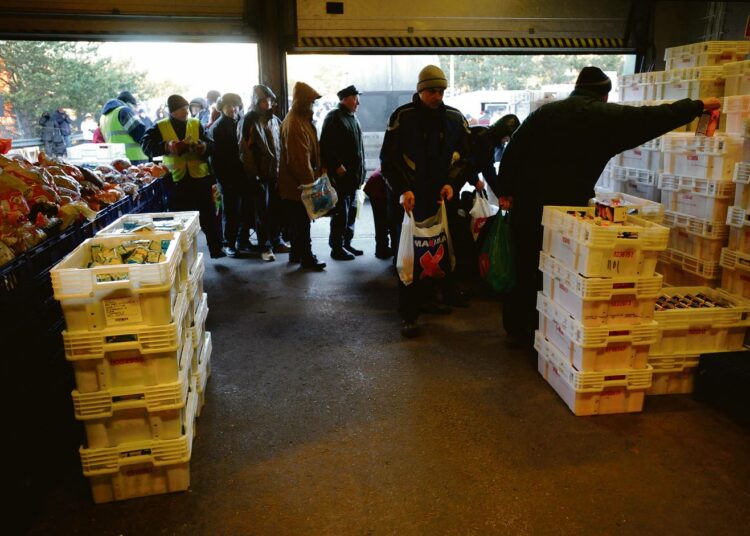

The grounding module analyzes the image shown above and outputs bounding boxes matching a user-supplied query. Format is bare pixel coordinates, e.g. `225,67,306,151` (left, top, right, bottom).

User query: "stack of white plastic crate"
534,206,671,415
50,211,210,503
98,212,212,419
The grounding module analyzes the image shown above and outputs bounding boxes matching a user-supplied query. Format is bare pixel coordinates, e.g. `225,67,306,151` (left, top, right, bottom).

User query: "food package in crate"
658,174,734,221
72,331,194,449
650,286,750,356
657,248,721,285
663,210,728,261
592,188,664,223
542,206,669,278
51,231,183,332
646,354,700,395
79,384,197,503
64,288,190,393
723,60,750,98
731,163,750,210
537,292,657,371
98,211,200,284
539,251,662,326
535,331,653,416
661,134,746,182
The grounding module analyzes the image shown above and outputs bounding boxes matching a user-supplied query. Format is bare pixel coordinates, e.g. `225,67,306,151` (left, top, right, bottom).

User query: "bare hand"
476,179,485,191
499,196,512,210
336,165,346,176
701,97,721,111
167,141,181,155
439,184,454,203
193,142,206,155
400,191,415,214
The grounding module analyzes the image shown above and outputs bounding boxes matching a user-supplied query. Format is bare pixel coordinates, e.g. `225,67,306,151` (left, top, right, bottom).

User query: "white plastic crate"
658,175,734,221
661,134,746,181
51,232,183,332
189,293,208,370
726,205,750,254
720,247,750,299
650,286,750,356
618,73,648,101
72,332,193,449
535,332,653,416
723,95,750,137
653,66,725,101
609,165,661,202
664,41,750,70
64,289,190,393
542,206,669,277
731,163,750,209
194,332,212,418
657,248,721,283
663,210,728,262
65,143,127,165
592,188,665,223
595,166,613,191
188,254,205,317
80,388,196,504
98,212,200,284
615,146,662,172
723,60,750,97
537,292,656,371
540,251,661,327
646,355,700,395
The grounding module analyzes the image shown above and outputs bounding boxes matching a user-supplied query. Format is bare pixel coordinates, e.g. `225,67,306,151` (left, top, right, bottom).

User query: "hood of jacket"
102,99,127,115
290,82,321,116
251,85,277,112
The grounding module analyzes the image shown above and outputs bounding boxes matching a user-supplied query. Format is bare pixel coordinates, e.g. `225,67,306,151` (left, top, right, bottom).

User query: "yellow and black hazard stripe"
298,36,625,49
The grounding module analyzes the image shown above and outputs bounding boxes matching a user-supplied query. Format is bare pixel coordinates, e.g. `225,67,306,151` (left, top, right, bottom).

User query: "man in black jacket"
321,85,367,261
208,93,248,258
497,66,722,347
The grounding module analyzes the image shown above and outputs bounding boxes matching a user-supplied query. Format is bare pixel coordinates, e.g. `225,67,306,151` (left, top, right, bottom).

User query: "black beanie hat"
117,91,137,106
575,66,612,95
167,94,190,113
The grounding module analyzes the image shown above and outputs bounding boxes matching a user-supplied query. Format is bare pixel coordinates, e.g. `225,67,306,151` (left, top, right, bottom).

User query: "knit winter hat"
574,66,612,95
167,94,190,112
117,91,137,106
417,65,448,92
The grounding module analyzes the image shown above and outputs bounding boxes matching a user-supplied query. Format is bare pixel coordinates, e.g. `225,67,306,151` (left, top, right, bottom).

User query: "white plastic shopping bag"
396,202,455,286
355,187,366,220
299,174,338,220
469,189,499,241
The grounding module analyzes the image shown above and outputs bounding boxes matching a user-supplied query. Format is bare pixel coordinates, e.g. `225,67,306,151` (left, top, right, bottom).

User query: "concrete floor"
24,209,750,535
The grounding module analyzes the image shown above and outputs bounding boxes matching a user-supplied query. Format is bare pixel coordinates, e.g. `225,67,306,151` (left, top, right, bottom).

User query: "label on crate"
103,296,143,326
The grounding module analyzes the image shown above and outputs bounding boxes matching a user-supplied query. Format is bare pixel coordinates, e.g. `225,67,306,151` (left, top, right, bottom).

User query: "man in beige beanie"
380,64,471,337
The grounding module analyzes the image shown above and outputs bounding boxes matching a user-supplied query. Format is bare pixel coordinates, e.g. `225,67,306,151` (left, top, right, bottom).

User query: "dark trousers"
170,175,223,256
502,206,544,340
329,190,357,250
255,183,284,249
217,182,252,248
283,199,313,261
370,197,391,251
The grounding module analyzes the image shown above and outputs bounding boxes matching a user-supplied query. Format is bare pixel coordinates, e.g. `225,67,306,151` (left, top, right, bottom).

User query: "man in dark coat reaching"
497,66,722,347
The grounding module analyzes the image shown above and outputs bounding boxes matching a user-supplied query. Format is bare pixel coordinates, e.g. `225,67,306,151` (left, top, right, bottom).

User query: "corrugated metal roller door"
0,1,253,40
295,0,631,52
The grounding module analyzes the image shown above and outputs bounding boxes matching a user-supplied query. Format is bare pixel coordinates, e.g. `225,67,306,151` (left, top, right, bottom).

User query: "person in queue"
141,94,224,259
380,64,472,338
278,82,327,271
497,66,722,348
320,85,367,261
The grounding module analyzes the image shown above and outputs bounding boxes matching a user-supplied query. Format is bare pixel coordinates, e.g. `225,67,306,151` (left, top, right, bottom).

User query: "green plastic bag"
478,211,516,293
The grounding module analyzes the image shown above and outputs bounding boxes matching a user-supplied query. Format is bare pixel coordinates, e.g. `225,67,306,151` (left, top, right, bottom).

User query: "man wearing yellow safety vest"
141,94,225,259
99,91,149,164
